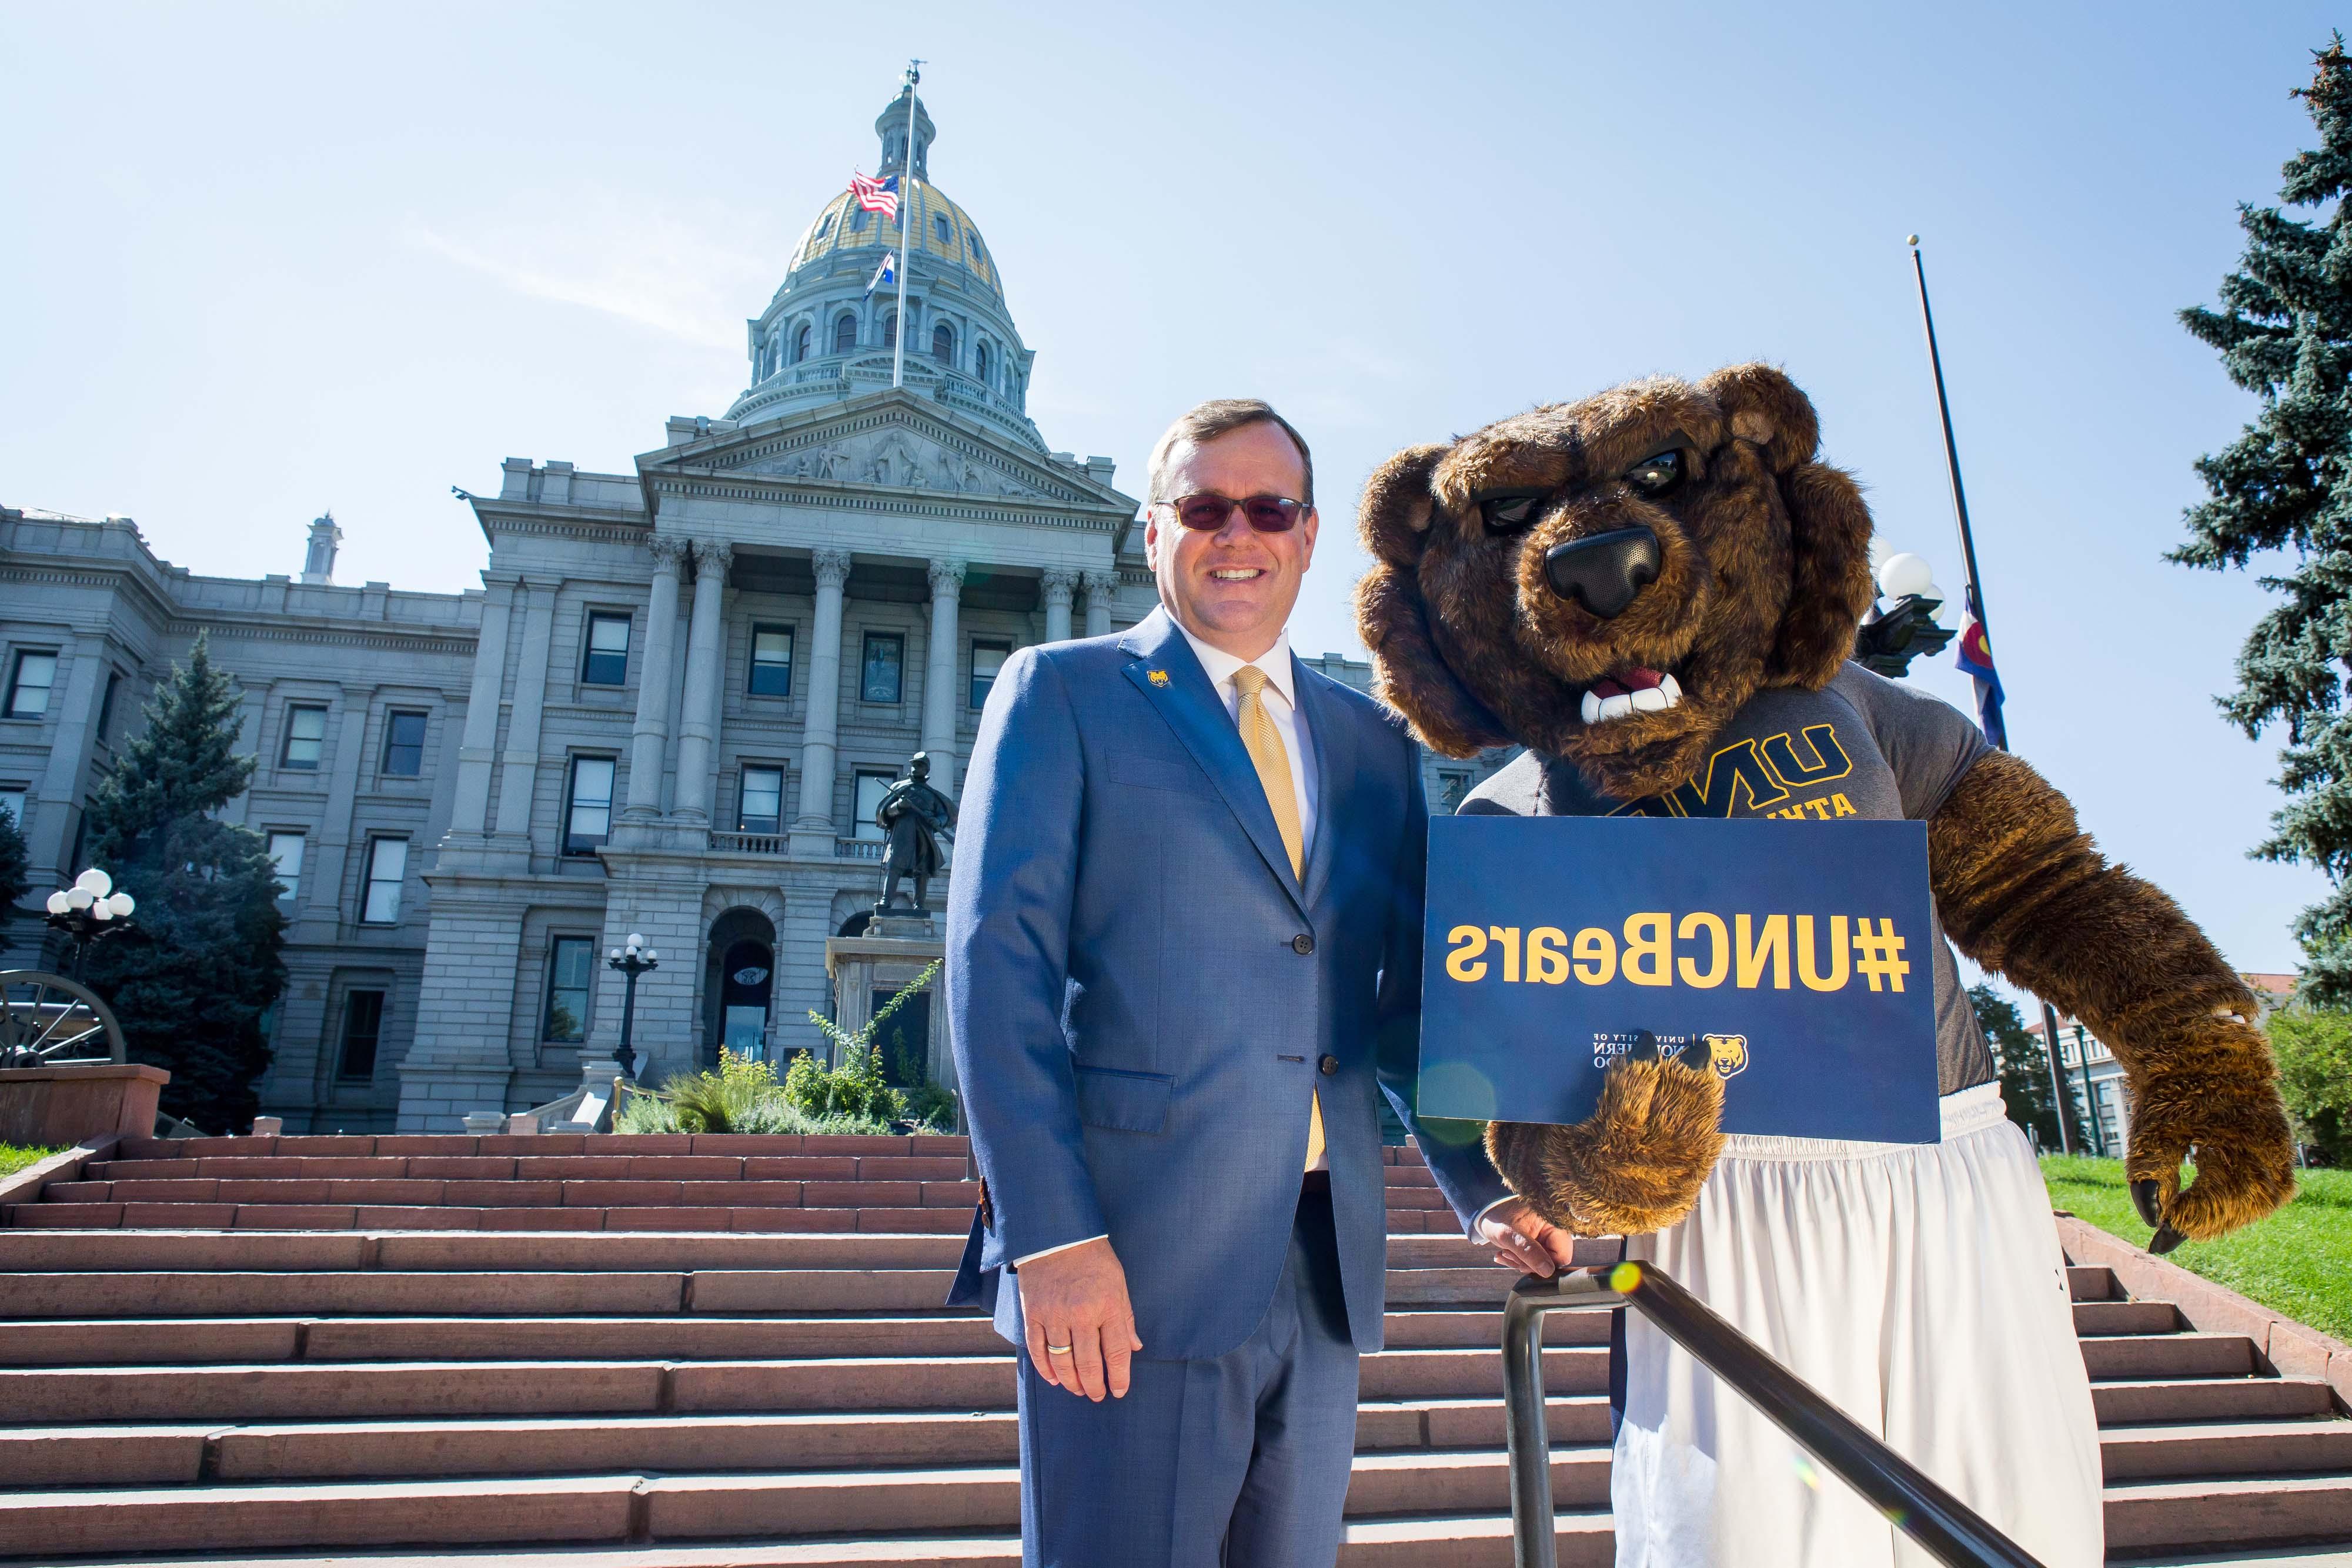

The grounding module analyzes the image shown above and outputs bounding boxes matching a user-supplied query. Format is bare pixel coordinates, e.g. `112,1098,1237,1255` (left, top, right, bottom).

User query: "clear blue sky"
3,1,2340,977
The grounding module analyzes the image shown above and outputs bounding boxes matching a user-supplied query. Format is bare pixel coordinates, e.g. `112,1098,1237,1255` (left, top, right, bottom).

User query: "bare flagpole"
891,59,923,390
1907,233,2079,1156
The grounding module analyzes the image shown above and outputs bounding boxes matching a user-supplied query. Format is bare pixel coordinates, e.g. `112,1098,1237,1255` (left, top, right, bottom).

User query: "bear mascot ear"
1353,442,1514,757
1700,363,1876,691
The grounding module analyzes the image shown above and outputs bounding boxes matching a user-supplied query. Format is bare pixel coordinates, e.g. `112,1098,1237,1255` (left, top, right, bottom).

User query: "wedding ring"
1045,1342,1073,1355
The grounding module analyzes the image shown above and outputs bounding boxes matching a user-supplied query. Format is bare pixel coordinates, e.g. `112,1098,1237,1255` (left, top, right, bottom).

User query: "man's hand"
1016,1236,1144,1401
1476,1198,1582,1278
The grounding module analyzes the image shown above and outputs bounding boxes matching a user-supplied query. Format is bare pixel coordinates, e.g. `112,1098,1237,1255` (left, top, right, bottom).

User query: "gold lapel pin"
1147,668,1171,687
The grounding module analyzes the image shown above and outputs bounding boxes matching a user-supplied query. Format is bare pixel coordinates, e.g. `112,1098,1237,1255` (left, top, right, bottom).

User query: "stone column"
447,575,518,837
672,540,732,827
299,694,375,943
790,548,853,856
1040,567,1078,644
623,535,690,824
920,559,966,797
1083,570,1117,638
492,581,557,841
27,640,105,879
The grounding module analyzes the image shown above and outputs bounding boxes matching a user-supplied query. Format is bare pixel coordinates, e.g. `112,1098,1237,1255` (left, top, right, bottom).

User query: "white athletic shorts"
1612,1083,2104,1568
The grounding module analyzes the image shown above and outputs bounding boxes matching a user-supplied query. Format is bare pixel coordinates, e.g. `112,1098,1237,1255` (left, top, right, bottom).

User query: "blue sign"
1418,815,1942,1144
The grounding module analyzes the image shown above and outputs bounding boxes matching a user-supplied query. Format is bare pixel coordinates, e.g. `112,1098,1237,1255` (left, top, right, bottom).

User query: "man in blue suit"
947,400,1581,1566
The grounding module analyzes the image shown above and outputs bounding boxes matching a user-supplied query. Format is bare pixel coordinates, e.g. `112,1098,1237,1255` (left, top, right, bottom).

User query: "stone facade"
0,89,1511,1132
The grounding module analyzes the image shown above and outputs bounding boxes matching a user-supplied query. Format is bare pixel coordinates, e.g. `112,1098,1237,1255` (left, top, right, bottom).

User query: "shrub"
798,959,957,1131
2271,1006,2352,1166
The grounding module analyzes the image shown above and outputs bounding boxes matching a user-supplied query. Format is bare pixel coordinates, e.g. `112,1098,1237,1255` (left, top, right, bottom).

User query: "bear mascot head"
1355,365,2297,1250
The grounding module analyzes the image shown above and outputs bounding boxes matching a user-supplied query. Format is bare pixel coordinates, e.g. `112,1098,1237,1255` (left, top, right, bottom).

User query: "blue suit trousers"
1015,1188,1359,1568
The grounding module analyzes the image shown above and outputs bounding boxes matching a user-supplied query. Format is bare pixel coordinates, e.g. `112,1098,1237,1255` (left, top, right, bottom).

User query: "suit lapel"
1294,658,1348,911
1120,609,1309,918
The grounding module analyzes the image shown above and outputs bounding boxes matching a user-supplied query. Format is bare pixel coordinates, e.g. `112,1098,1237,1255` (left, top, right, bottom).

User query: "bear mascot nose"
1544,526,1662,619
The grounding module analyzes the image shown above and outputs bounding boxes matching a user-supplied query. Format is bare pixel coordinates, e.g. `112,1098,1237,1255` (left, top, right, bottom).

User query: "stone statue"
876,751,957,914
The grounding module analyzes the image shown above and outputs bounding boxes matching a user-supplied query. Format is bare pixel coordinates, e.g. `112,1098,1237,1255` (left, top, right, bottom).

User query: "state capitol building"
0,90,1503,1132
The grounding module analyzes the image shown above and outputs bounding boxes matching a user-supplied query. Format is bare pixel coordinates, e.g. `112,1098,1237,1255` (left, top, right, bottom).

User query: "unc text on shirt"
1442,914,1912,993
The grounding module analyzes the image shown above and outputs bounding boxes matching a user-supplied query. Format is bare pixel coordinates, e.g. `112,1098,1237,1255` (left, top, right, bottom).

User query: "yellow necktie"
1232,666,1323,1171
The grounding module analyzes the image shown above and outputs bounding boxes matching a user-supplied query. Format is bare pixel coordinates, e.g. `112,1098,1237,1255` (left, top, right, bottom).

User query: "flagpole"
891,60,922,390
1907,233,2078,1156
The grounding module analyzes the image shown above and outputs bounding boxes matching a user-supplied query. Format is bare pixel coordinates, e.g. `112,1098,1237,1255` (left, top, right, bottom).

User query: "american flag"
848,170,899,220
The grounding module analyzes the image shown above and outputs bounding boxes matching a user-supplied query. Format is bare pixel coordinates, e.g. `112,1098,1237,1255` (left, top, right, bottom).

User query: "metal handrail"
1505,1263,2044,1568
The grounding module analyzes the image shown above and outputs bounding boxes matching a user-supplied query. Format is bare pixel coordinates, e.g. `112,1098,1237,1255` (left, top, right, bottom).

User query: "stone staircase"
0,1132,2340,1566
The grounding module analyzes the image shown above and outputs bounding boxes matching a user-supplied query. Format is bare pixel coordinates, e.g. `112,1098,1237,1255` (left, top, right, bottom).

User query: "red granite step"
0,1309,1596,1368
0,1453,1602,1559
0,1516,1610,1567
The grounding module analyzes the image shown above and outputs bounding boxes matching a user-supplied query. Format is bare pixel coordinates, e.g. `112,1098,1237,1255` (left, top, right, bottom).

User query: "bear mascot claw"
1354,364,2296,1567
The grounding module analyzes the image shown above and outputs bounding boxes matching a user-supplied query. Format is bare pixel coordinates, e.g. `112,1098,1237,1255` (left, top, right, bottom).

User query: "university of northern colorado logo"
1609,722,1859,821
1705,1033,1749,1079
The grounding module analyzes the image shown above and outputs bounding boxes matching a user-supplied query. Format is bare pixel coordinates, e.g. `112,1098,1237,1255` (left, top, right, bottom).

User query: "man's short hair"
1146,399,1314,508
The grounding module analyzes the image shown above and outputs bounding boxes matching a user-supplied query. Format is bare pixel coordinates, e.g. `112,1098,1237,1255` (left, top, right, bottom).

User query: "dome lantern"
877,85,934,182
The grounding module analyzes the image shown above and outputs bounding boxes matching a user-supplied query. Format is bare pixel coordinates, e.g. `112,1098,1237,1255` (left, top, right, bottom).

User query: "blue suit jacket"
946,607,1509,1360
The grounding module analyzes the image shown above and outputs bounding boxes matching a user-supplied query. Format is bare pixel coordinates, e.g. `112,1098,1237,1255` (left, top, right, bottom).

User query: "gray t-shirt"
1461,663,1996,1096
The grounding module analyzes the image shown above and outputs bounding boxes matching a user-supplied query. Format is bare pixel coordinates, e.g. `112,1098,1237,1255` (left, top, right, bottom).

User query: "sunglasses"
1152,493,1310,533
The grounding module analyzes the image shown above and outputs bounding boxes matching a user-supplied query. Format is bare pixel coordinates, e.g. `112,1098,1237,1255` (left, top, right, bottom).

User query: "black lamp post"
606,932,659,1082
43,868,136,981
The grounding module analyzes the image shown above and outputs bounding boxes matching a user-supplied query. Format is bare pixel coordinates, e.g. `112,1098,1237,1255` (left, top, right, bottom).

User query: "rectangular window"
5,651,57,718
282,704,328,770
380,710,427,777
338,989,386,1081
749,624,794,697
1436,772,1471,814
738,765,785,835
564,756,616,855
861,632,903,704
267,831,306,904
361,838,408,924
544,937,592,1042
582,613,631,686
0,788,24,828
854,770,896,841
970,640,1010,710
96,671,121,741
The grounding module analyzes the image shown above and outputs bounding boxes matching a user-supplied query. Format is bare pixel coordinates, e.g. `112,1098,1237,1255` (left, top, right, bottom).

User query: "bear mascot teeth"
1354,364,2297,1567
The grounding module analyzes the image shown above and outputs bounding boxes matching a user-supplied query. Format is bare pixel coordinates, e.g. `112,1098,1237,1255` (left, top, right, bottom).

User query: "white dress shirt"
1014,623,1325,1268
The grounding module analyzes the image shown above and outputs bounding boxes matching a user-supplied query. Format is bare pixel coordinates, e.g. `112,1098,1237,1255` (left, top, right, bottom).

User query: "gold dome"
787,178,1001,302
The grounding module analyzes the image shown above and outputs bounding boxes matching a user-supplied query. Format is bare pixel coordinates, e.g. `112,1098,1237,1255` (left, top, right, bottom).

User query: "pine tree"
79,636,286,1132
2175,37,2352,1002
0,804,27,927
1969,981,2090,1154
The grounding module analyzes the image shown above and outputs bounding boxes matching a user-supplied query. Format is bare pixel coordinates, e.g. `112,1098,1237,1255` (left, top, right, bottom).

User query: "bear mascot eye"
1478,492,1548,533
1626,449,1686,497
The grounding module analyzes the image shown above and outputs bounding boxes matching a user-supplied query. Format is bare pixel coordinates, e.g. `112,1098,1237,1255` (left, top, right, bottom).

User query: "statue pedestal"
824,915,949,1104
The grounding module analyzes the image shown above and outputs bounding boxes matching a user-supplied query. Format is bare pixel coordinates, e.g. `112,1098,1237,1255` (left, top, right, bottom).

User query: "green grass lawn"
0,1145,61,1179
2042,1155,2352,1341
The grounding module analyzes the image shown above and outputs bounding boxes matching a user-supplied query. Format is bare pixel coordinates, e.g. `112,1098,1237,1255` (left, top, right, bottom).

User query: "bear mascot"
1352,365,2297,1568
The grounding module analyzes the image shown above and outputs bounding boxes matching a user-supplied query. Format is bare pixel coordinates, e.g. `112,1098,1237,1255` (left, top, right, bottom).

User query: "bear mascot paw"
1485,1032,1726,1236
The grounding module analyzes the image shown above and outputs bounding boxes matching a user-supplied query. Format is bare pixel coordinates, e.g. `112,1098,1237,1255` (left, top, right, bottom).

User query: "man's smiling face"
1145,420,1319,662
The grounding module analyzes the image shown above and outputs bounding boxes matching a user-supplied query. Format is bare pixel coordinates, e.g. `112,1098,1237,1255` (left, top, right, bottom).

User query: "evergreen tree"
2174,37,2352,1002
79,636,286,1132
1969,981,2090,1154
0,802,28,927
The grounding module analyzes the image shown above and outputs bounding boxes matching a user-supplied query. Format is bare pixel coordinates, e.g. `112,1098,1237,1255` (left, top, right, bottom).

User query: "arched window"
833,314,858,354
931,323,954,363
794,323,811,363
933,212,952,246
883,312,897,350
975,342,991,384
851,208,868,233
